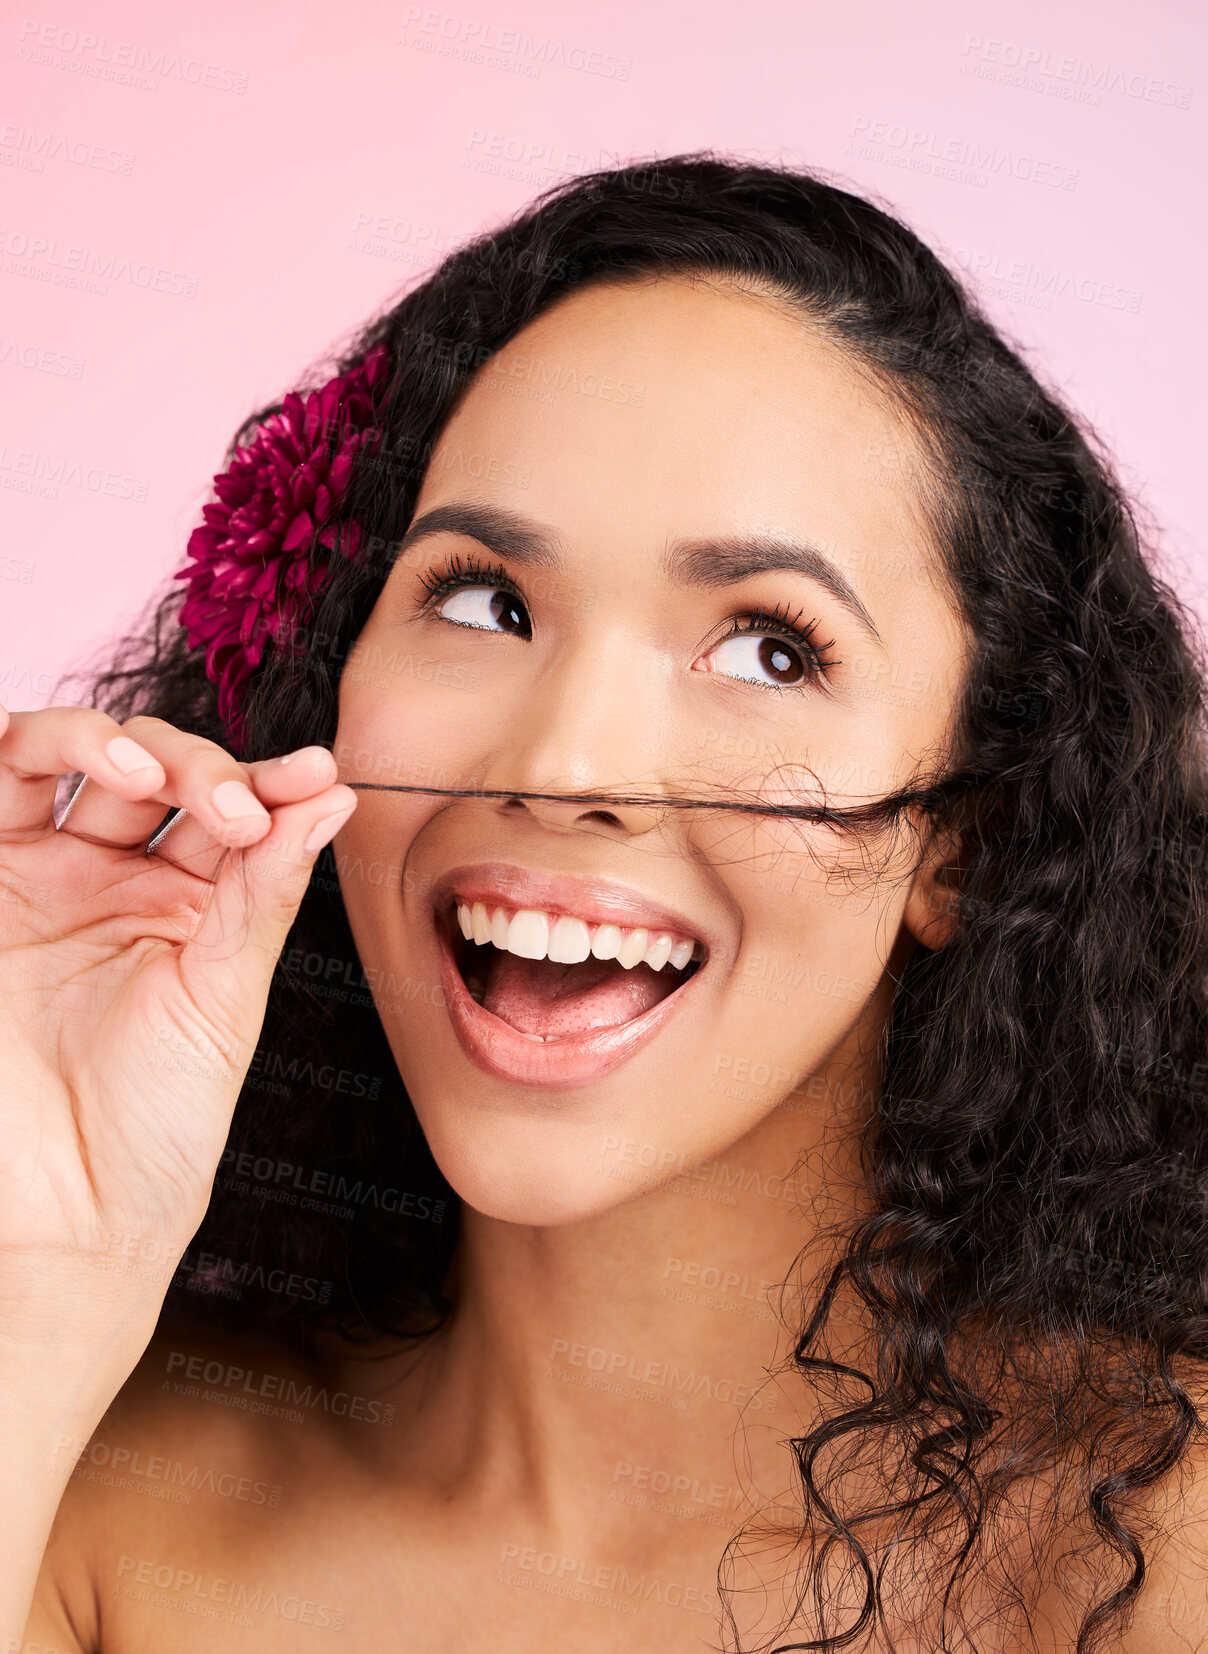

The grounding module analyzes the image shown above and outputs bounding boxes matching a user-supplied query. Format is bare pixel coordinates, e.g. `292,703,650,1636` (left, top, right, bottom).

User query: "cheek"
712,822,902,1081
335,625,491,795
750,889,886,1014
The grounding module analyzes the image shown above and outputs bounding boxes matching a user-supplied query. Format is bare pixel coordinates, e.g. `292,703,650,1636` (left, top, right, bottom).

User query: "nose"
498,786,664,838
476,626,672,840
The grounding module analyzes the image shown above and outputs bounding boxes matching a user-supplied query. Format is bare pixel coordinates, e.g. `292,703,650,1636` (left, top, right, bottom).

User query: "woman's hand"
0,702,357,1340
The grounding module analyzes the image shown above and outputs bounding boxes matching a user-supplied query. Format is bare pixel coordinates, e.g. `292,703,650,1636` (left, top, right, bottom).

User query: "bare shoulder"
976,1371,1208,1654
31,1324,342,1651
1111,1421,1208,1653
75,1321,325,1502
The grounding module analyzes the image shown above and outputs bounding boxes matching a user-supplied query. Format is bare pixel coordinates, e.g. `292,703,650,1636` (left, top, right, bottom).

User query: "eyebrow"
395,501,885,650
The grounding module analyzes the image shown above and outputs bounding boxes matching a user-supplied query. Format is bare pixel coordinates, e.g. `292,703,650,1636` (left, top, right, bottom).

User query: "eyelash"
415,552,841,690
417,552,520,608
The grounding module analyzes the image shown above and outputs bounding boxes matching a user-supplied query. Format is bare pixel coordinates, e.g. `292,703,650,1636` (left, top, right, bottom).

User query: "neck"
337,984,893,1550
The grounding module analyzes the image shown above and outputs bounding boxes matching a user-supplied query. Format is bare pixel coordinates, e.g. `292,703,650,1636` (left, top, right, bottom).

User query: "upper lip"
430,861,715,955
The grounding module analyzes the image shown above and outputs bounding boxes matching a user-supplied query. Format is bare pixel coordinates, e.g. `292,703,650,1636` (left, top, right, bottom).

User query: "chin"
405,1098,668,1230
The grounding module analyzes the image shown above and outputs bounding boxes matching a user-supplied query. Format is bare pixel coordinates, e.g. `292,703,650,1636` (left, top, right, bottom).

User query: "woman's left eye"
708,633,809,689
701,613,833,691
435,584,532,640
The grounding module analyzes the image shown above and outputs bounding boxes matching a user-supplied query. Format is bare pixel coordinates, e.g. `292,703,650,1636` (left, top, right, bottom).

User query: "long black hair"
64,152,1208,1652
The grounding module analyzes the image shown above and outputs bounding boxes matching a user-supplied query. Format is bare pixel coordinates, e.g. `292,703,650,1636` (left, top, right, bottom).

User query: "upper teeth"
454,902,703,973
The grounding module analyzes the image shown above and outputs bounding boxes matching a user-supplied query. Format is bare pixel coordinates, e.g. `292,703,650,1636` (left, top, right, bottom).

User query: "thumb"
179,786,356,1028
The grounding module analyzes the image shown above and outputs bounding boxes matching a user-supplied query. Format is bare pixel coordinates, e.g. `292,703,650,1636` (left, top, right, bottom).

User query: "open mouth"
438,899,706,1045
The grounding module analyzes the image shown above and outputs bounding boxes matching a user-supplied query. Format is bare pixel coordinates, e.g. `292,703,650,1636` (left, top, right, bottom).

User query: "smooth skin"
14,275,1208,1651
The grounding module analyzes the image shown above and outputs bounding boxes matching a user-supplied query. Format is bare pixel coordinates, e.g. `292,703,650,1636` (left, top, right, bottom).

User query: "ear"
901,821,965,952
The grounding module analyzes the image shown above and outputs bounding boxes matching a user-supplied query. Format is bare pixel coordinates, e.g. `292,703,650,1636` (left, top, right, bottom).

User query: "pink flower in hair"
175,342,390,746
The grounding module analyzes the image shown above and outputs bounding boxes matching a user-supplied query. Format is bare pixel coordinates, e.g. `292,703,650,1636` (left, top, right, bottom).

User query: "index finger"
146,745,344,878
0,705,168,835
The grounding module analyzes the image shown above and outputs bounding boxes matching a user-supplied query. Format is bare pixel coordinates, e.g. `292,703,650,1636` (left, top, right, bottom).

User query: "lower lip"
433,911,704,1089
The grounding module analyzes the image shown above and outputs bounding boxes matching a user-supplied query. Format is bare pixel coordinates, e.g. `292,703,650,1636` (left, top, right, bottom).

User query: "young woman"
5,154,1208,1653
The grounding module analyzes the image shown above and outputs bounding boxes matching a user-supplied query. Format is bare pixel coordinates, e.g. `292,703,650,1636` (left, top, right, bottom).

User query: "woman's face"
335,274,971,1224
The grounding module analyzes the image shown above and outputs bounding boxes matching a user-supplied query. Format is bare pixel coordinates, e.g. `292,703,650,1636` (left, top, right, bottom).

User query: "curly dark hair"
61,153,1208,1653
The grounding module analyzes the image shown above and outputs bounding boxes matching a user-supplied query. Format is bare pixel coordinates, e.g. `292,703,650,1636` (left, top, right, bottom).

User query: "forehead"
416,274,957,635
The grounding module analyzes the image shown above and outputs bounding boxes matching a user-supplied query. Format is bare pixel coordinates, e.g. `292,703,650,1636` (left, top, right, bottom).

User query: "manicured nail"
106,735,162,775
276,745,334,768
212,779,271,823
304,805,355,855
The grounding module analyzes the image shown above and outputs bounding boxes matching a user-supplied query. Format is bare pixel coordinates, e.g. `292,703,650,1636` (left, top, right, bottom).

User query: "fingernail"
107,735,161,775
276,746,334,768
304,804,355,855
212,779,271,823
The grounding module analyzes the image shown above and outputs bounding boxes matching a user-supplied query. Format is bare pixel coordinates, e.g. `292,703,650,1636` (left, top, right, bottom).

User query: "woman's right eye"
437,585,532,639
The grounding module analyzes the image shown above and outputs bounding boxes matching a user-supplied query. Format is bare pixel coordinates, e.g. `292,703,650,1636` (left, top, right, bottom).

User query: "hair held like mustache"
343,769,985,834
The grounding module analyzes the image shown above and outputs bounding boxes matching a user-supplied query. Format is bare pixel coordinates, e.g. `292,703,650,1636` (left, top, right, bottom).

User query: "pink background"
2,0,1205,711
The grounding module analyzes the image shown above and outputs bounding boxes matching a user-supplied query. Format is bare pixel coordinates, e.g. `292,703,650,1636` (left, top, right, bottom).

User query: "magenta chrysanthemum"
174,341,390,747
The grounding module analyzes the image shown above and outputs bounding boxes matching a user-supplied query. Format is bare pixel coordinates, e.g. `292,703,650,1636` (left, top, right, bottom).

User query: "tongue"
482,950,679,1038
